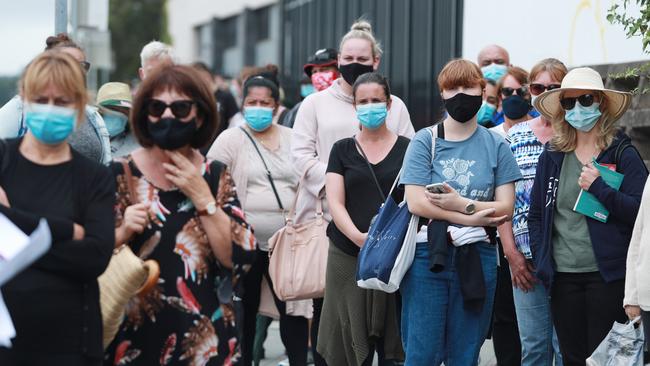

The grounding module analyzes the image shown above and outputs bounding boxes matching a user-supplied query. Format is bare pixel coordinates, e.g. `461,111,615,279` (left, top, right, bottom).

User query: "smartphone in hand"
425,183,446,194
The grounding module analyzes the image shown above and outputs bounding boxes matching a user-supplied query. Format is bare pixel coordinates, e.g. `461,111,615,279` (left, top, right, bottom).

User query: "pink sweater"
291,78,415,223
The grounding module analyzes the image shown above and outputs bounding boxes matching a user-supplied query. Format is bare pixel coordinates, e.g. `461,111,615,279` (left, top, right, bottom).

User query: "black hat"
303,48,338,77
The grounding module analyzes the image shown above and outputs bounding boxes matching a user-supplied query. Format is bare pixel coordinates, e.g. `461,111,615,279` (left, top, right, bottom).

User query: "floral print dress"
104,157,256,366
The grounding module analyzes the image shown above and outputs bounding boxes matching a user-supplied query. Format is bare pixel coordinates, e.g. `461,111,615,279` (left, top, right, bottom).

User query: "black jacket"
0,138,115,360
529,131,648,289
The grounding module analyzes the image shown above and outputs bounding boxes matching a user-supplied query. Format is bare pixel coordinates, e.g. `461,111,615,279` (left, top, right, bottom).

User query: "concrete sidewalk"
259,321,497,366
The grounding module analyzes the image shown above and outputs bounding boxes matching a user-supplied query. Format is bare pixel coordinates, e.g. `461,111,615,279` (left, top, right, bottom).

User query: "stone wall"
590,61,650,164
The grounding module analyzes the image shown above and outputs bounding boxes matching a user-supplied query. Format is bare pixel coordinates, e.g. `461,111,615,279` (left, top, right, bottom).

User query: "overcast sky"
0,1,55,76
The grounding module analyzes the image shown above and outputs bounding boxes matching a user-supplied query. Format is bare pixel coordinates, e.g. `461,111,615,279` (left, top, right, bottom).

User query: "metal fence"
279,0,463,130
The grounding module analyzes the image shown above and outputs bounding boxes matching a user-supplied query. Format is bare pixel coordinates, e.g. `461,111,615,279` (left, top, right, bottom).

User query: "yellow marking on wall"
568,0,608,64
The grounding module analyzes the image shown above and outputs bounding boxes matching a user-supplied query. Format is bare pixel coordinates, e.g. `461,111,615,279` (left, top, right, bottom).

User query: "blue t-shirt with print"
400,125,522,202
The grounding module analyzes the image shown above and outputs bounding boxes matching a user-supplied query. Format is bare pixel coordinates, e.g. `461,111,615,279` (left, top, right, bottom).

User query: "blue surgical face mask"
481,63,508,82
244,106,274,131
24,103,77,144
356,102,388,130
477,101,496,126
102,109,129,137
565,102,602,132
300,84,315,98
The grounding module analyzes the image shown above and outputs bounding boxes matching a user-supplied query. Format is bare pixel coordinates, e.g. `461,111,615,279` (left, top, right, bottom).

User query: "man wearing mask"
96,82,139,158
478,44,511,82
279,48,339,128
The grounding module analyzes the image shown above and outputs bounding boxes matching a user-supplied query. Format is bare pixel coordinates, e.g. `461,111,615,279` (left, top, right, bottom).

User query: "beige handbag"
267,161,329,301
98,158,160,349
98,246,159,348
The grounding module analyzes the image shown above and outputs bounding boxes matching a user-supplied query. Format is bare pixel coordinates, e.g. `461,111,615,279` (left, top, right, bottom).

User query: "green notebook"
573,158,624,223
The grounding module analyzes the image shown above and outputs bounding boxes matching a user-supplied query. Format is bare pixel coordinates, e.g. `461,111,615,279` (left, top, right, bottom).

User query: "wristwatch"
197,201,218,216
464,199,476,215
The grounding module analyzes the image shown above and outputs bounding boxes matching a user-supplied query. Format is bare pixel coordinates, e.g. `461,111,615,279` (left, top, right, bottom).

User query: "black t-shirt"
0,138,115,358
326,135,410,256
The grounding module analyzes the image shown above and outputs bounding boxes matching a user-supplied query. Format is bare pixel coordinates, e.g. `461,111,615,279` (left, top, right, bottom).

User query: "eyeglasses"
501,86,528,97
79,61,91,72
560,94,598,110
530,83,561,96
146,99,195,118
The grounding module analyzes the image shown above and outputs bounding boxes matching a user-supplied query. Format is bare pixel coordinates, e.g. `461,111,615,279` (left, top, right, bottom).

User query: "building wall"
462,0,648,69
167,0,276,64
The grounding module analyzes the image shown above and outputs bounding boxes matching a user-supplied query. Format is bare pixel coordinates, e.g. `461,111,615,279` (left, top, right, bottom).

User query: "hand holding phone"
425,183,446,194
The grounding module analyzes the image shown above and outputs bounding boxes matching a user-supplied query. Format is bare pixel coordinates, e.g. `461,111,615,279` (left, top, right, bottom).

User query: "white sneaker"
278,358,290,366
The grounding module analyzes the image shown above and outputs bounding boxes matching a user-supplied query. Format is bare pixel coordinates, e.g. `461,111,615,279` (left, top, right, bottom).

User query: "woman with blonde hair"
0,51,115,365
0,33,112,165
291,19,414,365
529,67,648,365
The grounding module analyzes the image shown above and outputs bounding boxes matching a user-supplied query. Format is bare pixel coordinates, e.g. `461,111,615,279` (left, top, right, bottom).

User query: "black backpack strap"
615,139,648,174
437,122,445,140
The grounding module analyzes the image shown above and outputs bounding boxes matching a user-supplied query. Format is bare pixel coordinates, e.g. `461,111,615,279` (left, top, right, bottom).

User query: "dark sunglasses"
560,94,598,110
501,86,528,97
146,99,195,118
530,83,561,96
79,61,91,72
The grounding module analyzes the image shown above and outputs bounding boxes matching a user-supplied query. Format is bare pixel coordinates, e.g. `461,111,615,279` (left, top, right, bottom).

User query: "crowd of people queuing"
0,17,649,366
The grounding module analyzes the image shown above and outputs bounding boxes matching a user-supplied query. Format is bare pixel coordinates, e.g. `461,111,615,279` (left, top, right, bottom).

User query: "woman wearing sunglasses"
105,65,256,365
499,58,567,366
528,67,648,365
0,33,112,165
491,66,533,138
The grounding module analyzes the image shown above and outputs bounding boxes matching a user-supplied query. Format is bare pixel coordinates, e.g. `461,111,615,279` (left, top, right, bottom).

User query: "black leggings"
242,249,310,366
551,272,626,366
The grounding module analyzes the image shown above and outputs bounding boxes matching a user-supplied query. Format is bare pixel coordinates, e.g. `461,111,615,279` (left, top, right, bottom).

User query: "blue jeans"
400,242,497,366
512,281,563,366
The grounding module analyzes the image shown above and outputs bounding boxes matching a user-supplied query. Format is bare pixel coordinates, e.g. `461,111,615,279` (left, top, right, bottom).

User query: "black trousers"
492,241,521,366
311,297,327,366
551,272,626,366
242,249,310,366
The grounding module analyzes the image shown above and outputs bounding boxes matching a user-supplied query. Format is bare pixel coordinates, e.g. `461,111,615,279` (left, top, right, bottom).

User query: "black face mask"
502,95,531,120
339,62,374,85
147,117,197,150
443,93,483,123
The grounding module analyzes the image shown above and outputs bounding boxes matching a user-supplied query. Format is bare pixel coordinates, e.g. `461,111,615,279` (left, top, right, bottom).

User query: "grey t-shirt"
552,152,598,272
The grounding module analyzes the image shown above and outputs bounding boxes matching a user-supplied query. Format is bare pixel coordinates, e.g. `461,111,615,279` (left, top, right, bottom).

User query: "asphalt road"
258,321,497,366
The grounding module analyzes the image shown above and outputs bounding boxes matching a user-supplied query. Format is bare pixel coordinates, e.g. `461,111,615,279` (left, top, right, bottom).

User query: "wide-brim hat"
533,67,632,123
303,48,338,77
97,82,132,109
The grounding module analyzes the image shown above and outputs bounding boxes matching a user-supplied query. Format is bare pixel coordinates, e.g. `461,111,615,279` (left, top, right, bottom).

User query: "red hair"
437,59,486,91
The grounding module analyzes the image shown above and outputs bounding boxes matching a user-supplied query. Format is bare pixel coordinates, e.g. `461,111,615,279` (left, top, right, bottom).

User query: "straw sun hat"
533,67,632,123
97,82,132,109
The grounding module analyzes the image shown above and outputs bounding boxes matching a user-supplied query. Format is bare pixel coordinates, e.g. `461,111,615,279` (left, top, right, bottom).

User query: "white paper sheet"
0,218,52,286
0,214,29,261
0,292,15,347
0,217,52,348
